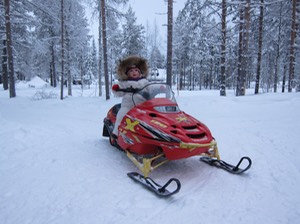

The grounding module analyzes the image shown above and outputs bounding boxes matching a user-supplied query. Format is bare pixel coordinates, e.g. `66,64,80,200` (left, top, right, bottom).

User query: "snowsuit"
112,56,149,136
112,78,149,135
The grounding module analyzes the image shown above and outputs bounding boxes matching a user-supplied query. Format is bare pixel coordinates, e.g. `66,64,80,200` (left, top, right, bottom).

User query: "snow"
18,76,49,89
1,82,300,224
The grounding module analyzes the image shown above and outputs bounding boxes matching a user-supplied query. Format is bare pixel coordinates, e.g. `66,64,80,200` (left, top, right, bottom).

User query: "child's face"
127,68,141,79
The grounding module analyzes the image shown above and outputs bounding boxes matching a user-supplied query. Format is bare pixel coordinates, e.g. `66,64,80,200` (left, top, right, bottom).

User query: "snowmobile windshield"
132,83,178,110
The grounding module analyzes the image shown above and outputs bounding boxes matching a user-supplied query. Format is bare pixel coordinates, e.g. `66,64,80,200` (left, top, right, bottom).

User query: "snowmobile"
102,83,252,197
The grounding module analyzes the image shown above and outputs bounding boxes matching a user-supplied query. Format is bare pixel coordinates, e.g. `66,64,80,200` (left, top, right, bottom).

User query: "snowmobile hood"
129,98,213,144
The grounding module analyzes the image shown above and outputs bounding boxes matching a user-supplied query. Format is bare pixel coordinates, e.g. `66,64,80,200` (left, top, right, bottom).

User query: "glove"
112,84,119,91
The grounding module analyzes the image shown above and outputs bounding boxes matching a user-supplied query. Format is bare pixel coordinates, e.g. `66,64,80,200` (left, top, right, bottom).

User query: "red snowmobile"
103,83,251,197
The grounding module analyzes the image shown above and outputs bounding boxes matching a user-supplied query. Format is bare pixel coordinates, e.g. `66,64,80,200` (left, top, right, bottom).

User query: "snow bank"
18,76,49,89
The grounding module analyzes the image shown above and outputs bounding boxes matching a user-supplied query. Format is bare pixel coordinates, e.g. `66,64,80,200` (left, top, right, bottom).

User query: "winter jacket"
112,78,149,106
112,56,149,135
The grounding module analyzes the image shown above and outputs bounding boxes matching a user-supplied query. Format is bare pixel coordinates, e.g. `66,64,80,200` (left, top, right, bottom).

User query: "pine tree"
288,0,297,92
1,40,8,90
236,0,251,96
220,0,227,96
60,0,65,100
4,0,16,98
255,0,264,94
146,20,164,70
101,0,110,100
166,0,173,86
121,7,145,56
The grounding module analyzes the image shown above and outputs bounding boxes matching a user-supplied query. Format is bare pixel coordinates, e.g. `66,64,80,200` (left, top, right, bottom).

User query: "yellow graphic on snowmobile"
124,118,139,132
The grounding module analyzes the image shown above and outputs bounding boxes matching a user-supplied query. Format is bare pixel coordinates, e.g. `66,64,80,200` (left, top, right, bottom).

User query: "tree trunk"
236,0,250,96
220,0,227,96
60,0,65,100
51,42,57,87
66,29,72,96
296,0,300,92
98,1,103,97
288,0,297,92
236,2,244,96
166,0,173,86
101,0,110,100
255,0,264,94
209,47,214,89
4,0,16,98
274,2,283,93
282,64,287,93
2,40,8,90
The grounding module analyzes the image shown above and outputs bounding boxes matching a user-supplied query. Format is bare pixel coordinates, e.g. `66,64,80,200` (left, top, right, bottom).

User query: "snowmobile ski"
200,156,252,174
127,172,181,197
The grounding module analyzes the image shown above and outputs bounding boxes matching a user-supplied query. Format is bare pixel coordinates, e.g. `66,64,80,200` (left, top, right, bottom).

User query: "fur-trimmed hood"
117,56,149,80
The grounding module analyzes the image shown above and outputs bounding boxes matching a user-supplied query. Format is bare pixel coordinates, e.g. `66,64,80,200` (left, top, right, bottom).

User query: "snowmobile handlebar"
116,83,174,105
116,87,141,93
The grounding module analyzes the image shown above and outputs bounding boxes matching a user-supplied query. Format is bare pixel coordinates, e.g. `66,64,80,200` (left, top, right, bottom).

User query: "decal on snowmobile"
132,134,141,143
124,118,139,132
176,116,189,122
136,108,146,114
180,140,217,153
150,120,167,128
120,132,134,145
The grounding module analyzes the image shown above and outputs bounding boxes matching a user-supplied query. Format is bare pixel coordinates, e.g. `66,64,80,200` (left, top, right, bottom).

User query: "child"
111,55,149,141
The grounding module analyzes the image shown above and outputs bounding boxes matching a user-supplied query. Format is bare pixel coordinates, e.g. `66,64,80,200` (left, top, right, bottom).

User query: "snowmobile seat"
111,103,121,116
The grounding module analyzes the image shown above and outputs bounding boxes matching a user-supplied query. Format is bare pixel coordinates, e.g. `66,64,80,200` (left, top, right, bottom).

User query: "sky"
129,0,186,44
88,0,186,49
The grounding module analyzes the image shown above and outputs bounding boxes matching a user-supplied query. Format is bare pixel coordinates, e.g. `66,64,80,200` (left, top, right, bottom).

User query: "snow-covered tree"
3,0,16,97
121,6,146,57
174,0,221,90
90,0,128,97
173,0,299,94
145,20,165,70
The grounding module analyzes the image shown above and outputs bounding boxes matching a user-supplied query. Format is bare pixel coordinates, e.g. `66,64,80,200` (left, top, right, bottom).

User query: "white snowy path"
1,85,300,224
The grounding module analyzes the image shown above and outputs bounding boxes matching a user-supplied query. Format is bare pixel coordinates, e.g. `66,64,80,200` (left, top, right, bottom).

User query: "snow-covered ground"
1,79,300,224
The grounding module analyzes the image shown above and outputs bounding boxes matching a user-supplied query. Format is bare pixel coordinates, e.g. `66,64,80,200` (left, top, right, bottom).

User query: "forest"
0,0,299,99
